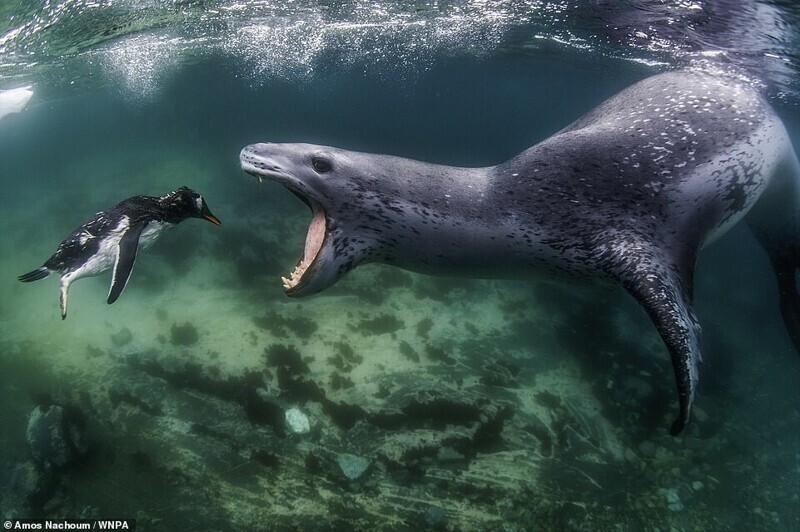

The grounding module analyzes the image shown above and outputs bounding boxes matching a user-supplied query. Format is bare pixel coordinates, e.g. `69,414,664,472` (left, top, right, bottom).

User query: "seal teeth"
281,206,326,292
282,259,312,290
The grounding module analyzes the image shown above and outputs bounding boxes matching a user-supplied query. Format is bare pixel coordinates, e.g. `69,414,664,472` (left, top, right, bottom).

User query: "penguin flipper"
108,223,145,305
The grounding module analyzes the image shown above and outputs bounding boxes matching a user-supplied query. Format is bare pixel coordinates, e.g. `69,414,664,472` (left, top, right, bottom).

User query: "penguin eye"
311,156,332,174
194,197,203,210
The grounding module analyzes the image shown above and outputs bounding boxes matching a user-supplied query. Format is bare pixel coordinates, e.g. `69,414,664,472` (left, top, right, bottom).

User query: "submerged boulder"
337,453,370,480
26,404,89,470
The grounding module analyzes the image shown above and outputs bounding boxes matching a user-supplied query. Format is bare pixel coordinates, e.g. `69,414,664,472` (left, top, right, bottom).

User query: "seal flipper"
771,251,800,354
617,247,701,436
108,223,145,305
745,150,800,355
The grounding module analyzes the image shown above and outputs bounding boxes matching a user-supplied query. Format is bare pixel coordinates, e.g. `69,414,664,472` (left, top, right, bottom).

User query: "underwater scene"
1,1,799,530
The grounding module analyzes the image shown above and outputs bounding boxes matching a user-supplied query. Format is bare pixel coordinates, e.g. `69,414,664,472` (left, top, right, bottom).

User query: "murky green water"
1,1,798,530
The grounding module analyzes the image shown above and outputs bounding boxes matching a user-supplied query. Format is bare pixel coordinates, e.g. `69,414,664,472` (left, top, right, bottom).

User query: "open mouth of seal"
283,199,326,292
241,158,327,294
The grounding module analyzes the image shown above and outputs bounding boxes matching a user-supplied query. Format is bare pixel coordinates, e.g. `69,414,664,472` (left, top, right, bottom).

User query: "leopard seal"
240,70,800,435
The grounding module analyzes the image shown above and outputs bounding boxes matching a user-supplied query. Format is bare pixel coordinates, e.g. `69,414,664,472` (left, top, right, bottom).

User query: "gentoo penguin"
18,186,221,319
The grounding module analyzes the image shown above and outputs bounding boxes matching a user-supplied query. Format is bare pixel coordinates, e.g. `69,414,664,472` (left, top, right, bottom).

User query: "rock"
638,440,656,458
170,322,199,346
285,407,311,434
653,446,672,463
693,407,709,422
27,406,69,468
9,461,40,500
691,480,704,491
661,488,683,512
26,404,89,470
621,376,653,401
424,506,448,529
624,447,638,463
8,460,61,510
436,446,465,463
337,453,370,480
111,327,133,347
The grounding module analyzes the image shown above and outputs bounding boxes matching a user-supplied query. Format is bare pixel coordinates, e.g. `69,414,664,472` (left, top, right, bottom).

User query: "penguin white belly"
138,221,172,250
71,220,171,282
68,217,131,281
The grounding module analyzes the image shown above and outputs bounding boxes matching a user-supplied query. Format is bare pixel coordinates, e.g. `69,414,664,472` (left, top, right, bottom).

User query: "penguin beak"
201,204,222,225
204,213,222,225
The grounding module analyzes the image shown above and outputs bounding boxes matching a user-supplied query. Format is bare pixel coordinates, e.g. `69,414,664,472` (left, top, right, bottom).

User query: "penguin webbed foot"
18,267,51,283
60,296,68,320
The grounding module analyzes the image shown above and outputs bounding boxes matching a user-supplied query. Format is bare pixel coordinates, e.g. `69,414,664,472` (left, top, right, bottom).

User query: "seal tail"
18,267,51,283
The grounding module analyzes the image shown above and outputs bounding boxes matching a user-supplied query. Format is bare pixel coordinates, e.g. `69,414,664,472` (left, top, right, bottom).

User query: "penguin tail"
18,267,52,283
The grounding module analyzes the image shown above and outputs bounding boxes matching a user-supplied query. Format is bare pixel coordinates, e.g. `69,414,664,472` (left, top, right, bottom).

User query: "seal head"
241,143,354,297
241,142,490,297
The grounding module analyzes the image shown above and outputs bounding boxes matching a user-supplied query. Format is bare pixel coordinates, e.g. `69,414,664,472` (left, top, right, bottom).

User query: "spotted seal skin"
240,70,800,435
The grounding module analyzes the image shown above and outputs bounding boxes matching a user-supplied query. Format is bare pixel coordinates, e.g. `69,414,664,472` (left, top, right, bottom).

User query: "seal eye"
311,156,332,174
